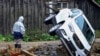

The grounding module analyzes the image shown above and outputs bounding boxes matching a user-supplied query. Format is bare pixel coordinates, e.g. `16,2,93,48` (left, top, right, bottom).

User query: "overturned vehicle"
44,8,95,56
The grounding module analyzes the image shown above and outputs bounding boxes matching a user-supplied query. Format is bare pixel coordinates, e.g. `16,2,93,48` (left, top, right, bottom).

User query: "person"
12,16,25,53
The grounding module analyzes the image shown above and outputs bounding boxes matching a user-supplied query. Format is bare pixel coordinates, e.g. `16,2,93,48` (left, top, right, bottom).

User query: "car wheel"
49,24,61,36
44,14,55,25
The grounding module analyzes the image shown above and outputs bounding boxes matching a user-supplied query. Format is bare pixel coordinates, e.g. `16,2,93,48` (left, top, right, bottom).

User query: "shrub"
0,35,5,42
0,29,59,42
25,29,59,41
96,0,100,4
95,30,100,38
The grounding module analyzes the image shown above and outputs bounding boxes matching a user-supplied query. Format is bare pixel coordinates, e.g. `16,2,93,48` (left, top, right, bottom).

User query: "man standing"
12,16,25,53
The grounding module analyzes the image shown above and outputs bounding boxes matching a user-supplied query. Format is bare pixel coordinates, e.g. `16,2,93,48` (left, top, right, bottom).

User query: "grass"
95,30,100,38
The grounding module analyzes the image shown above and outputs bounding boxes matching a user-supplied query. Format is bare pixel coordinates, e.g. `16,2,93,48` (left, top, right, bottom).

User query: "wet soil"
29,43,100,56
0,40,100,56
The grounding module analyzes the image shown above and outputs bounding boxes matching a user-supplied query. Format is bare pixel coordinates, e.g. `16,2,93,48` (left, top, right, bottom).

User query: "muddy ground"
0,39,100,56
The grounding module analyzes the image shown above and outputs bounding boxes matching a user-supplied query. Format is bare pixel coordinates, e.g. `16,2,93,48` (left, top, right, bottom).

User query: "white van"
44,8,95,56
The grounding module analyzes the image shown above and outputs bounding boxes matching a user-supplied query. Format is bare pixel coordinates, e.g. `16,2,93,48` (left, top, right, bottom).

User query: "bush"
0,35,5,42
24,29,59,41
96,0,100,4
41,33,58,41
23,34,30,42
4,34,13,42
95,30,100,38
0,34,13,42
0,29,59,42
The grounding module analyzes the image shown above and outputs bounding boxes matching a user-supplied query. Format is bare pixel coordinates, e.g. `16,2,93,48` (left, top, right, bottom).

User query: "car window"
71,9,80,17
75,15,94,45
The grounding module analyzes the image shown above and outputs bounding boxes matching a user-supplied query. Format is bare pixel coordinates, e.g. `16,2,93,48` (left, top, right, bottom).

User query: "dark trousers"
13,32,23,48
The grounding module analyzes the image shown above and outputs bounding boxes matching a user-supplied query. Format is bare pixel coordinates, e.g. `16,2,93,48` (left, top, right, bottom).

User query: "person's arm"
20,23,25,35
20,26,25,35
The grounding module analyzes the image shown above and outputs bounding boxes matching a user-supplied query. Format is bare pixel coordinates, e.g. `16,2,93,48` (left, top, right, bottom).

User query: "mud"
32,43,68,56
31,43,100,56
0,40,100,56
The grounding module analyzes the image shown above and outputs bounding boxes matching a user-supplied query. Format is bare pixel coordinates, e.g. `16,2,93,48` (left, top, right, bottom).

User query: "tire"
49,24,61,36
44,14,55,25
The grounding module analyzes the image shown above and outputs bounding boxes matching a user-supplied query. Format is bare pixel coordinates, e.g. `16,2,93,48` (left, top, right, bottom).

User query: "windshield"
75,15,94,45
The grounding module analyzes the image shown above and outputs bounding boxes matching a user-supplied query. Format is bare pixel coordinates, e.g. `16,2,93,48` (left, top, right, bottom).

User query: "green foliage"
4,34,13,42
25,29,59,41
23,34,30,42
25,29,42,41
1,29,100,42
41,33,58,41
95,30,100,38
0,35,5,42
0,29,59,42
0,34,13,42
95,0,100,4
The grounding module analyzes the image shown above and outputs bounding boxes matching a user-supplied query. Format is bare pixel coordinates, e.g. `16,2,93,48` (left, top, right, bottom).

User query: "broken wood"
21,50,37,56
